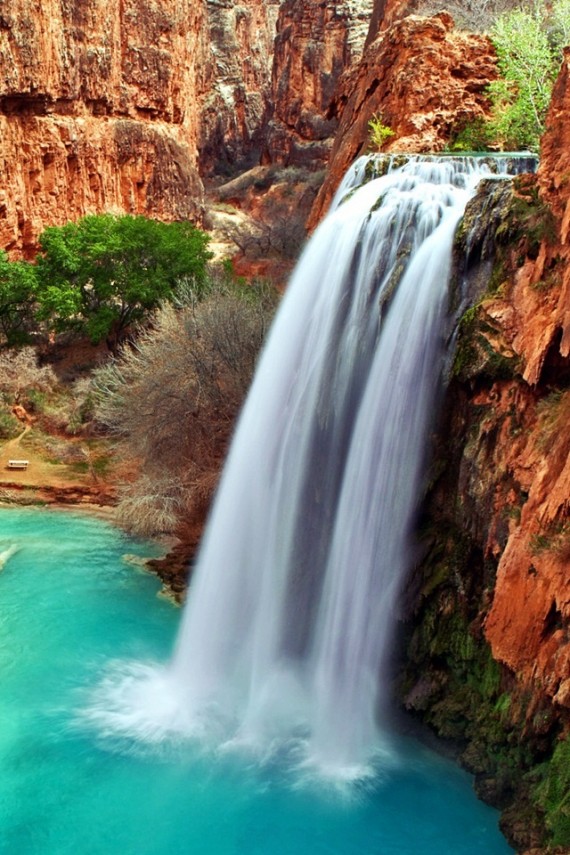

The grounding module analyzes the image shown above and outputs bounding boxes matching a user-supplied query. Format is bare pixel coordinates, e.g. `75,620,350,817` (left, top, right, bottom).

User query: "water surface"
0,508,513,854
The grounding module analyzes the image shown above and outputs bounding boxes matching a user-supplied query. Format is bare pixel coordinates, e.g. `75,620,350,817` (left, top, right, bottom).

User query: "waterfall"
89,155,529,779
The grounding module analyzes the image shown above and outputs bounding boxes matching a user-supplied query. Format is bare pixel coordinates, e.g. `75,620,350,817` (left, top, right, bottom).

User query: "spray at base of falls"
84,155,529,782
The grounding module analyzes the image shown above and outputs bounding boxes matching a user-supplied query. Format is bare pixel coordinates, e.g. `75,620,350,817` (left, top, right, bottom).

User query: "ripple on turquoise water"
0,508,513,855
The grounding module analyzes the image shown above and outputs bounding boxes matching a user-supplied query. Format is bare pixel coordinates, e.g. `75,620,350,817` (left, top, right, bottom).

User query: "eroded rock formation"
308,12,498,227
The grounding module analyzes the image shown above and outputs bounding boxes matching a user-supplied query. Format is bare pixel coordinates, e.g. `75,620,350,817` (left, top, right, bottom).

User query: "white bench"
7,460,29,470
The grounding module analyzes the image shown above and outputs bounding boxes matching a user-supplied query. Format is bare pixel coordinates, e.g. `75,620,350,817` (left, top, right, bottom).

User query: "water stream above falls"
0,508,513,853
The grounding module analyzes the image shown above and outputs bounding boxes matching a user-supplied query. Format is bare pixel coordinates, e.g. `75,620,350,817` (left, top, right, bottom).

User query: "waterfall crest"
89,155,528,779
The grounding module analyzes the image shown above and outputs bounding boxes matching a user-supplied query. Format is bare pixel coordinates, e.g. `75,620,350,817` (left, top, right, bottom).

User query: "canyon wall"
262,0,374,168
197,0,282,177
0,0,379,254
0,0,207,257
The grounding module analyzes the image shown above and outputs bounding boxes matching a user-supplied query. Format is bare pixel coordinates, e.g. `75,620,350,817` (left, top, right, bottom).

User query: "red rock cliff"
197,0,282,176
479,49,570,713
0,0,205,257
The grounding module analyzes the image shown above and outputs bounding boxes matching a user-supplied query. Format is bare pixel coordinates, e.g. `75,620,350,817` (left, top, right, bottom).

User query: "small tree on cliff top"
35,214,212,346
449,1,570,152
485,0,570,151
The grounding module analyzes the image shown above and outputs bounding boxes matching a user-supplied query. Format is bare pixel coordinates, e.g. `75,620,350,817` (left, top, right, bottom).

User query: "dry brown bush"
408,0,521,31
93,280,277,535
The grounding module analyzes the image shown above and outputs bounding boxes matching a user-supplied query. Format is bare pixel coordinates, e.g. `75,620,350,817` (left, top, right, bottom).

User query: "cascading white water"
88,155,524,778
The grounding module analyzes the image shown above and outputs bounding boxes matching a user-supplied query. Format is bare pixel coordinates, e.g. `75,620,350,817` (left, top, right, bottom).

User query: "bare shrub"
0,347,58,401
115,475,188,537
93,280,277,535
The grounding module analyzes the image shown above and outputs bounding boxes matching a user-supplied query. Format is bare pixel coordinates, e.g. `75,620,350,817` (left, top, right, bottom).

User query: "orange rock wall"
263,0,374,168
0,0,206,256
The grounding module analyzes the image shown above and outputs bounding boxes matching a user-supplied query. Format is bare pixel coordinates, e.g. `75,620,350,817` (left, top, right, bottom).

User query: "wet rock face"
262,0,374,169
0,0,205,256
398,51,570,851
308,12,498,228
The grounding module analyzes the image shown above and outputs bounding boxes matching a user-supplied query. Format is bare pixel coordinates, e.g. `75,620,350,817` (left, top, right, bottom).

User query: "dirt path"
0,425,82,489
0,425,116,509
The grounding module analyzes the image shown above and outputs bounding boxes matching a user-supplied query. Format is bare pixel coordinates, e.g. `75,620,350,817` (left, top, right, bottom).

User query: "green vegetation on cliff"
451,0,570,152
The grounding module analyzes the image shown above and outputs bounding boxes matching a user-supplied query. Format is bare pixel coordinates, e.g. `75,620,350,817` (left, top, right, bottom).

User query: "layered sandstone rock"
0,0,205,256
308,12,498,227
262,0,374,168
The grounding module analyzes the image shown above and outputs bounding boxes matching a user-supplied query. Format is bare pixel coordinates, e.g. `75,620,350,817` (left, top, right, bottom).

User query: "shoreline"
0,491,181,587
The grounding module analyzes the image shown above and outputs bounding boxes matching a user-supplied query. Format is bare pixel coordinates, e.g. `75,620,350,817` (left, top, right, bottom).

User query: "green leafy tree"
35,214,212,346
450,1,570,153
0,251,37,346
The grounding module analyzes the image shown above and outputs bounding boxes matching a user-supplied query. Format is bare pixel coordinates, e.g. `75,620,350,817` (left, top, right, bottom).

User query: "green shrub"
533,736,570,847
0,409,20,440
448,118,492,152
367,113,395,151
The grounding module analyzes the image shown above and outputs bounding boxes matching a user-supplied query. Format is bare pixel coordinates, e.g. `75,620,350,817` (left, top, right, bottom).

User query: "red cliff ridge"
308,11,498,228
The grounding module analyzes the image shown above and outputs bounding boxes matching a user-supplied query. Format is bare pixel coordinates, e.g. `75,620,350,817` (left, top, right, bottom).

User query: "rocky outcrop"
0,0,205,256
262,0,374,169
308,12,498,227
